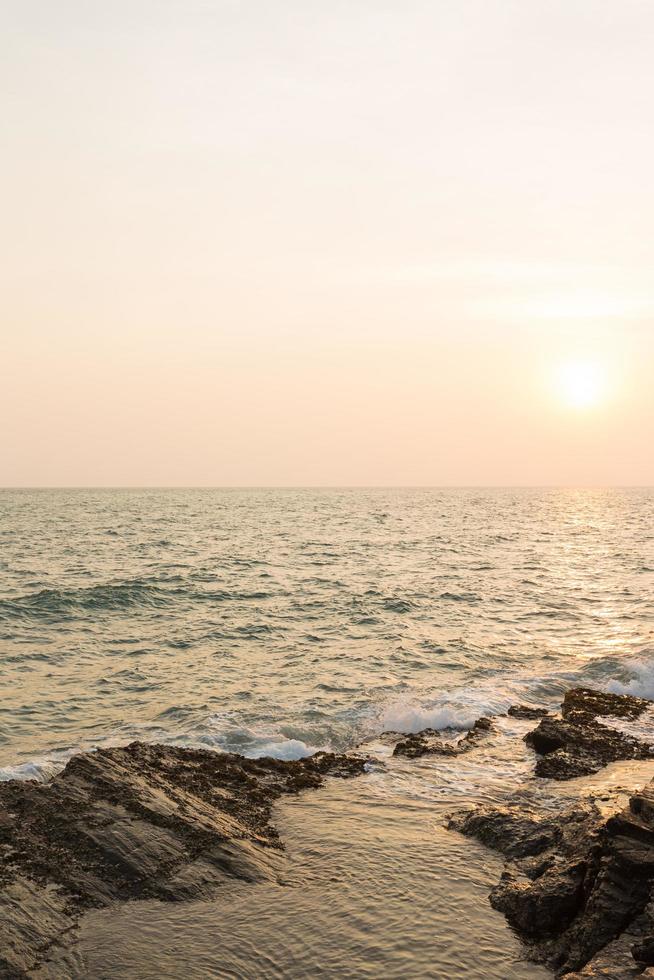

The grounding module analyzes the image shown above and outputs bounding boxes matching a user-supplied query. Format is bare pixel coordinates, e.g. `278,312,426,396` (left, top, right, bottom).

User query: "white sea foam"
0,749,78,783
377,673,556,735
193,718,324,760
376,650,654,737
241,738,321,761
606,653,654,700
380,700,495,733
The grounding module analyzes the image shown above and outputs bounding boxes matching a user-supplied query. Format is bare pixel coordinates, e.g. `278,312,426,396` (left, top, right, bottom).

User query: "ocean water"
2,488,654,978
1,487,652,776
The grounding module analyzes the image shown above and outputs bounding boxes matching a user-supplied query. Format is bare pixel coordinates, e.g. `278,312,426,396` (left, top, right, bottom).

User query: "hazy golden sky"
3,1,653,486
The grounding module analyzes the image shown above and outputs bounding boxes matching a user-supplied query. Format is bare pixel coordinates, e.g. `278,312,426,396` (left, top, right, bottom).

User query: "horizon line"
1,484,652,491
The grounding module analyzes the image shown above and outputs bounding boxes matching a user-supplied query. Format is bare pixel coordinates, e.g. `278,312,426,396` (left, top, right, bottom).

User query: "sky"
2,0,653,486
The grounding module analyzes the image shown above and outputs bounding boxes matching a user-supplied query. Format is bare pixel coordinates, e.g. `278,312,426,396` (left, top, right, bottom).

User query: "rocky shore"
0,743,366,977
449,687,654,978
2,686,654,978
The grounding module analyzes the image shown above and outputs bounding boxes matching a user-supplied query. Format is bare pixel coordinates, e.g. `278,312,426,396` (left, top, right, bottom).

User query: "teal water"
1,488,652,775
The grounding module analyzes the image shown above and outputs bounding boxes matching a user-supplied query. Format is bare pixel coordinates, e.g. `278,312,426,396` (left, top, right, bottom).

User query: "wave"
606,652,654,699
0,747,84,783
240,738,319,760
377,647,654,735
438,591,482,603
0,725,323,782
380,701,494,733
4,647,654,783
383,597,414,613
0,578,274,621
0,581,175,620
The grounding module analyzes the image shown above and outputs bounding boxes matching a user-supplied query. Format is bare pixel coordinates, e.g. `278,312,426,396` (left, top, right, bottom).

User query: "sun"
554,359,607,410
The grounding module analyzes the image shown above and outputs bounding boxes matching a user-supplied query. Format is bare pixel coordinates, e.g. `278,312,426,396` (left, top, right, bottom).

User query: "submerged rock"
508,705,550,720
525,687,654,780
391,716,493,759
0,742,367,977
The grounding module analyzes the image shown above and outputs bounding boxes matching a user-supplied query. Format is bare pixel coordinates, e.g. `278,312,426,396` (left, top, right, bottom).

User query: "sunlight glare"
554,360,607,410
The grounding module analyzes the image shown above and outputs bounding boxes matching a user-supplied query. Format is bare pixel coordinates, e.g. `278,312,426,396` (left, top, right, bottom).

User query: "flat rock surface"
0,742,366,977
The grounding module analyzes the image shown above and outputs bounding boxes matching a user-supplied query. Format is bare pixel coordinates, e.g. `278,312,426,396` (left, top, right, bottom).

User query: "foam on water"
607,652,654,699
374,652,654,737
240,737,321,760
5,647,654,783
0,753,76,783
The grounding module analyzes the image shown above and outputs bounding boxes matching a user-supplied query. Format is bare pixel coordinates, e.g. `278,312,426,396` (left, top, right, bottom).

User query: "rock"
450,779,654,976
392,717,493,759
564,926,649,978
449,800,601,864
0,878,73,980
562,688,651,724
0,742,367,976
633,935,654,967
490,860,588,939
508,705,550,720
525,688,654,781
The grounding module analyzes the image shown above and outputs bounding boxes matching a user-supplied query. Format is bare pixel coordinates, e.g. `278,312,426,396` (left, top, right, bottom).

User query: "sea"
1,487,652,776
1,487,653,977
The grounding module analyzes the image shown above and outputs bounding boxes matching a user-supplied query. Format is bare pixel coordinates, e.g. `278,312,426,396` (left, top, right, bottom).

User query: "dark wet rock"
564,922,652,978
0,742,367,977
525,688,654,781
392,717,493,759
491,861,589,939
449,799,602,864
633,933,654,967
508,705,550,720
451,689,654,975
526,716,653,780
450,779,654,977
562,688,651,724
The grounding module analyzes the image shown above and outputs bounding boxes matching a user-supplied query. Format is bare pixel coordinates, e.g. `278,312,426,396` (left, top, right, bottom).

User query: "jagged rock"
565,926,649,978
508,705,550,720
450,778,654,977
449,800,602,866
0,742,367,977
633,935,654,967
562,688,651,724
491,861,589,939
392,717,492,759
525,688,654,780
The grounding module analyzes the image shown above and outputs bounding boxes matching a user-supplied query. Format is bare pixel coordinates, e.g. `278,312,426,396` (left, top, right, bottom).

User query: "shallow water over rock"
22,704,654,979
50,762,550,980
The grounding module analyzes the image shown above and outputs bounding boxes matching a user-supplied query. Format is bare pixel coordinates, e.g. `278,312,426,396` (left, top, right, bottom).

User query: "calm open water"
1,487,652,775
